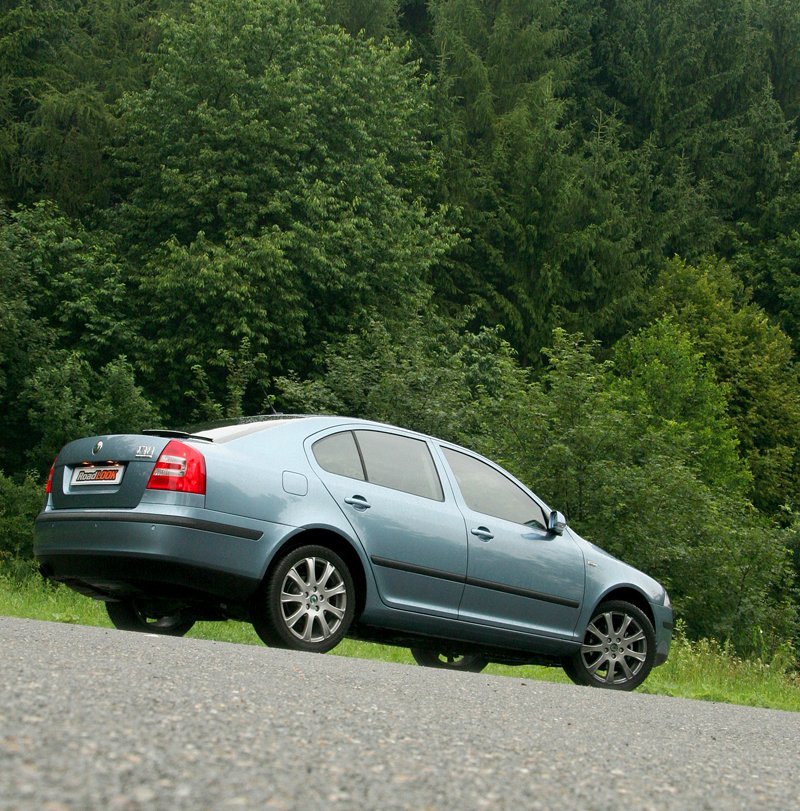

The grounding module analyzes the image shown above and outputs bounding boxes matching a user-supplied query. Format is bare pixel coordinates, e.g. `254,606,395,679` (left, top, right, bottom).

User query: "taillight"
44,459,56,494
146,440,206,494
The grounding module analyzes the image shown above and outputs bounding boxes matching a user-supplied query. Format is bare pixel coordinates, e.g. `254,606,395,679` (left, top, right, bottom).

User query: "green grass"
2,573,798,711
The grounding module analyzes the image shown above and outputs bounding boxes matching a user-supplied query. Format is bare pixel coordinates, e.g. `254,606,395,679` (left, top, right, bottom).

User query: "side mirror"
548,510,567,536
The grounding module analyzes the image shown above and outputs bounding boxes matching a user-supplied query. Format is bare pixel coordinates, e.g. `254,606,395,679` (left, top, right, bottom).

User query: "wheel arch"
594,586,655,629
261,528,368,620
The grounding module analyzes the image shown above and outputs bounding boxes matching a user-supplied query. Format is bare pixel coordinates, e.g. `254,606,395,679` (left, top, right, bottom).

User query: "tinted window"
442,448,546,528
355,431,444,501
312,432,365,480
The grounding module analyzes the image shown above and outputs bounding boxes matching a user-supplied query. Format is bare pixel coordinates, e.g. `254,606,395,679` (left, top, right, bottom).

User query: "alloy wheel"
279,555,348,644
580,608,648,686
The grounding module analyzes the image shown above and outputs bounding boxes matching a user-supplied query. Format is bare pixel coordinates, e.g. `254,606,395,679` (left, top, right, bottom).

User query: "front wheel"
106,600,195,636
563,600,656,691
410,648,489,673
252,544,355,653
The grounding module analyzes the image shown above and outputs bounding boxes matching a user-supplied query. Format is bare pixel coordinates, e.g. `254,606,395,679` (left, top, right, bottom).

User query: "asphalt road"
1,617,798,810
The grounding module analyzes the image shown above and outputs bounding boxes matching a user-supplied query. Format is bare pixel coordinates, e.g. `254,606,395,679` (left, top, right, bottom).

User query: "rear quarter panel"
201,426,377,586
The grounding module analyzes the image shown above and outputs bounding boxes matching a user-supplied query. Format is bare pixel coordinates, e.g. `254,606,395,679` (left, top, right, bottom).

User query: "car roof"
191,414,436,444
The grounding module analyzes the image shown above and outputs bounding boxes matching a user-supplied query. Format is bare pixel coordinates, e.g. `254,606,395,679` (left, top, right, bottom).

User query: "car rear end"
34,433,269,612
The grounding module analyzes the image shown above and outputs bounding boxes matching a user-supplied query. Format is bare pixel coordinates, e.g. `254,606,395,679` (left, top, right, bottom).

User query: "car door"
307,428,468,618
438,446,585,638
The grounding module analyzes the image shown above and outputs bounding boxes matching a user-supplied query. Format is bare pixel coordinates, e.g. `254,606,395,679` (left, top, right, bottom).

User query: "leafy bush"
0,202,159,474
0,471,42,570
22,352,160,473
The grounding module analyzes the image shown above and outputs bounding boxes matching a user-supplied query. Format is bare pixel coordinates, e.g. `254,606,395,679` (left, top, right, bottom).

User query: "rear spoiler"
142,429,214,443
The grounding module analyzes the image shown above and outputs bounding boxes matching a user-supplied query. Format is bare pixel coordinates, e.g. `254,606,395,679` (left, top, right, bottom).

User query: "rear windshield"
188,417,301,443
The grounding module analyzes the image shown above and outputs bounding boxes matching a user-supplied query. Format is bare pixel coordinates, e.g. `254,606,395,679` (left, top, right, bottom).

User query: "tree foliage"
0,201,156,471
275,291,521,441
468,330,796,654
426,0,645,359
109,0,452,419
0,470,42,565
643,258,800,515
1,0,799,653
736,148,800,352
582,0,793,229
0,0,174,213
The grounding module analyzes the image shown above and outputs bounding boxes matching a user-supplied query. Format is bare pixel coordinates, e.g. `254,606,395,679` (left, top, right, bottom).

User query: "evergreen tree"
321,0,401,40
645,257,800,515
428,0,644,361
761,0,800,133
735,148,800,352
583,0,792,239
0,0,172,213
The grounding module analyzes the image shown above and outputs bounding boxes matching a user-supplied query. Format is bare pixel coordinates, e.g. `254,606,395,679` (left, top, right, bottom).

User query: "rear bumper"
34,508,276,603
36,509,264,540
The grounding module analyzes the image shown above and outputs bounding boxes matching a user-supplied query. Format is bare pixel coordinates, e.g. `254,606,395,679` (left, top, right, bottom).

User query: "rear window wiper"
142,429,214,443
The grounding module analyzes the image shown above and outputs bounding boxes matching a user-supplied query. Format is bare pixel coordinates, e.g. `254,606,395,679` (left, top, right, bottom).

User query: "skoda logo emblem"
92,441,104,455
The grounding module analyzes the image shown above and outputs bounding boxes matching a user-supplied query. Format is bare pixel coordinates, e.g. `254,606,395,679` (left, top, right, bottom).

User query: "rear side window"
312,432,365,480
355,431,444,502
442,447,546,528
313,429,444,501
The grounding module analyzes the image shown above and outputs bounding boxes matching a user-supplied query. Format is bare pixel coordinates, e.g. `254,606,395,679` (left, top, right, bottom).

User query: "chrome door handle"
344,495,371,511
471,526,494,541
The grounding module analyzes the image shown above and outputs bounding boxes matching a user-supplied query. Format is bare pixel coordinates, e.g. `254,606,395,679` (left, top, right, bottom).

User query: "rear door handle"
471,526,494,541
344,495,371,511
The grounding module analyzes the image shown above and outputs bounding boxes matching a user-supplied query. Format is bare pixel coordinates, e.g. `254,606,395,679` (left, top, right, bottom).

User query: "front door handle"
471,526,494,541
344,495,371,511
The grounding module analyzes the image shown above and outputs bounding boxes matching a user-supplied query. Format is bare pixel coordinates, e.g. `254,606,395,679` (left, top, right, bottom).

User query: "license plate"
70,464,125,487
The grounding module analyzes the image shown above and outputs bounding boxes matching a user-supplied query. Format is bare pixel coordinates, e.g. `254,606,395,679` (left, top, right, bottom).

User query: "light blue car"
35,415,672,690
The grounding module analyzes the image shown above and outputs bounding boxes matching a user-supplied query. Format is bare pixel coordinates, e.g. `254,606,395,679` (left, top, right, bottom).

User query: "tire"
563,599,656,691
252,544,355,653
410,648,489,673
106,599,195,636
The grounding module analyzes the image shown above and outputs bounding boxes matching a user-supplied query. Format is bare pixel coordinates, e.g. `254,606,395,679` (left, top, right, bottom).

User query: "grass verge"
2,573,798,711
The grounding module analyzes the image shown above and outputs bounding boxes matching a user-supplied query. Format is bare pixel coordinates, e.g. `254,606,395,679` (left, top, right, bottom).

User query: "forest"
1,0,799,658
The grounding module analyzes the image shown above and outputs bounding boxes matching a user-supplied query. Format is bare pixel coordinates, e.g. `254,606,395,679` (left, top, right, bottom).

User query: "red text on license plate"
71,465,124,486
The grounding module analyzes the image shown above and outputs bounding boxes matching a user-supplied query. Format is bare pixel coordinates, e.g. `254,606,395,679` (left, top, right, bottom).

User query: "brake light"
146,440,206,494
44,459,56,494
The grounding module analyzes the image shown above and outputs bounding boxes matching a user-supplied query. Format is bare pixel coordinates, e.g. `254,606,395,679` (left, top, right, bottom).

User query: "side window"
442,447,546,528
354,430,444,501
312,432,365,480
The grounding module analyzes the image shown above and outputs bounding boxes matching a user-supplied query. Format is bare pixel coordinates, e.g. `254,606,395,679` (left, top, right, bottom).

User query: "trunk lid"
50,434,173,510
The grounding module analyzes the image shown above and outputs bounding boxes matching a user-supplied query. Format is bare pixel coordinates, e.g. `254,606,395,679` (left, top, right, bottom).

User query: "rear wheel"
563,600,655,690
105,600,195,636
252,544,355,653
410,648,489,673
